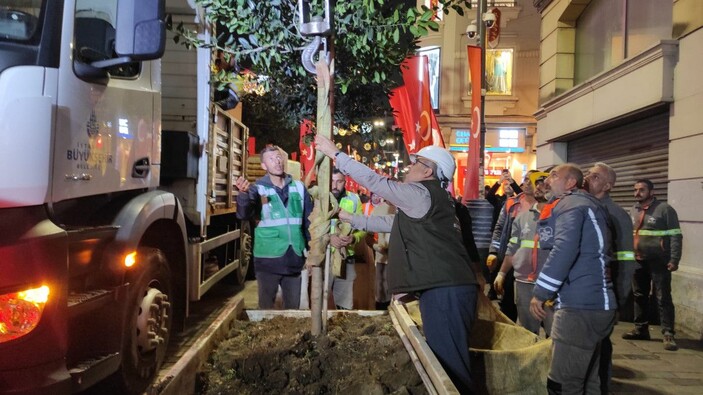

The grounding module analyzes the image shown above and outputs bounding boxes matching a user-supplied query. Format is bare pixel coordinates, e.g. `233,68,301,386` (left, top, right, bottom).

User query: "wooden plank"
154,296,245,395
389,301,460,394
389,309,438,395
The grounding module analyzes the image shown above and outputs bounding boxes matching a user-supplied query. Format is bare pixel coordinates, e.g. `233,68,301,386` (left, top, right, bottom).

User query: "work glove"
493,271,506,295
486,254,498,270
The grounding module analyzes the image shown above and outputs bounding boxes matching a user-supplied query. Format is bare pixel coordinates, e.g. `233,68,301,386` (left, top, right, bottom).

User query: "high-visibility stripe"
520,240,538,248
636,229,682,236
258,218,303,227
615,251,635,261
509,237,518,244
586,207,610,311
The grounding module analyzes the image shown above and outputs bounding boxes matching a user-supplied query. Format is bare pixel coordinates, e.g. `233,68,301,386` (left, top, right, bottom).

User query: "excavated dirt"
197,313,428,395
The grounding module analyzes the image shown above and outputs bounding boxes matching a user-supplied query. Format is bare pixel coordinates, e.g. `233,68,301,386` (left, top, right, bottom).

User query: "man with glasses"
315,134,480,394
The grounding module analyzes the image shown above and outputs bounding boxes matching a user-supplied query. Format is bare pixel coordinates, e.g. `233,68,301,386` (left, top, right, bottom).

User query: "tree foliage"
173,0,471,142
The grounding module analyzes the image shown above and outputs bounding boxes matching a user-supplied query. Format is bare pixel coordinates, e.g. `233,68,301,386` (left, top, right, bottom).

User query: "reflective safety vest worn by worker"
631,197,682,263
333,192,362,257
253,180,307,258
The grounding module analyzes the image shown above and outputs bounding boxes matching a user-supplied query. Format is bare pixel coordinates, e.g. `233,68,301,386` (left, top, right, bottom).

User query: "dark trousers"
632,258,675,335
548,309,615,395
256,271,301,309
419,285,478,394
598,334,613,395
498,269,518,322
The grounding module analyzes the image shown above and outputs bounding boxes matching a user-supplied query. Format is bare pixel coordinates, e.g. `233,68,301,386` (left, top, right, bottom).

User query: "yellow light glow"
124,251,137,268
19,285,50,304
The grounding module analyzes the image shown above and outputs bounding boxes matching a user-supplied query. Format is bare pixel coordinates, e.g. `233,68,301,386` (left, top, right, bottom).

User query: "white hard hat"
411,146,456,181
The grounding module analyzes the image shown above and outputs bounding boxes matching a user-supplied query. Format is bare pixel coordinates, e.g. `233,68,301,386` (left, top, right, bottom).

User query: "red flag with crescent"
389,86,419,153
299,119,315,180
463,46,482,202
401,56,445,150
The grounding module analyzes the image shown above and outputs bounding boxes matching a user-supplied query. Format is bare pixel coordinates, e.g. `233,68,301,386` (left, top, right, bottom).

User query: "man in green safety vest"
329,168,365,309
622,178,682,352
235,146,313,309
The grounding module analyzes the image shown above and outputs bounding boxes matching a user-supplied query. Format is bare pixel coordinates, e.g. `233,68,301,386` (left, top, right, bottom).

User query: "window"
74,0,140,78
486,48,512,95
575,0,671,84
417,46,441,111
0,0,44,43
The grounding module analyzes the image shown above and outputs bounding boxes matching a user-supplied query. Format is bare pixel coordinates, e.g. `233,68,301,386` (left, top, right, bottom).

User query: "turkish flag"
299,119,316,180
463,46,482,202
389,86,419,153
401,56,445,150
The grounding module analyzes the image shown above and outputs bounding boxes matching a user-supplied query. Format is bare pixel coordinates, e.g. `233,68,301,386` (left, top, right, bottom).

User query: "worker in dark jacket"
530,164,617,394
584,162,636,394
622,179,682,351
315,134,480,394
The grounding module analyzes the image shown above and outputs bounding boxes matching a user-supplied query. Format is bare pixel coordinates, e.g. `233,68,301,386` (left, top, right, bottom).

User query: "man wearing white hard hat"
315,135,480,394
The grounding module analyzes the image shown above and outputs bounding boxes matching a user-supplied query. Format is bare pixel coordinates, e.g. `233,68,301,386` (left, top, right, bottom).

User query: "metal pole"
478,0,487,198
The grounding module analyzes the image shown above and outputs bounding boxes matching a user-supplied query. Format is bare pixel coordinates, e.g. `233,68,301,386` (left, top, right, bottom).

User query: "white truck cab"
0,1,251,393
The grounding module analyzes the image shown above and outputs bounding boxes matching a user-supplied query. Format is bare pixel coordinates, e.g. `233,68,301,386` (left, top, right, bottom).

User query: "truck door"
52,0,159,203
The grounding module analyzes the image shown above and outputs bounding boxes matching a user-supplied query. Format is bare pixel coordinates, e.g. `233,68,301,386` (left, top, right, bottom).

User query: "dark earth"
197,313,428,394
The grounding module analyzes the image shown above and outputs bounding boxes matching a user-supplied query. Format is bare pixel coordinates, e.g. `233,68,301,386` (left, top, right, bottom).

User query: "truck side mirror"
115,0,165,60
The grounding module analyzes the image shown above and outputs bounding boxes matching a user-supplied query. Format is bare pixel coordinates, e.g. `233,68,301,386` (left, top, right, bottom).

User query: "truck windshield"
0,0,44,43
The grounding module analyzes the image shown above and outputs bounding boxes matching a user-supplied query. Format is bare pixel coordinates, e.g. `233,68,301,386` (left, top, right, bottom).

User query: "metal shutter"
567,112,669,207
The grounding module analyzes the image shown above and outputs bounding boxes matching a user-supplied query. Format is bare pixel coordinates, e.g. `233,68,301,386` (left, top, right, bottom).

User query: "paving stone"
609,324,703,394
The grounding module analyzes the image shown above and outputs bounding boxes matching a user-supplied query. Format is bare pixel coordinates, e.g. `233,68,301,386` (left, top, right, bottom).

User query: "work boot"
622,327,650,340
663,334,678,351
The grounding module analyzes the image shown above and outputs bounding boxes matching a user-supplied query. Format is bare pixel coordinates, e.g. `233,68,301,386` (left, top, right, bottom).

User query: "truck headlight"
0,285,50,343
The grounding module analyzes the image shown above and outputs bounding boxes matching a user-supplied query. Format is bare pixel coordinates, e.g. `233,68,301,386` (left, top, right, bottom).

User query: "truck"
0,0,253,393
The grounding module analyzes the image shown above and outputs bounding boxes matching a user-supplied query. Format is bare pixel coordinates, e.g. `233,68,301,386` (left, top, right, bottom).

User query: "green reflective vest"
332,192,362,256
253,180,306,258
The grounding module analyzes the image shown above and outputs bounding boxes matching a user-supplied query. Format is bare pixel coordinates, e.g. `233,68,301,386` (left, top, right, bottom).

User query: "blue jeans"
419,285,478,394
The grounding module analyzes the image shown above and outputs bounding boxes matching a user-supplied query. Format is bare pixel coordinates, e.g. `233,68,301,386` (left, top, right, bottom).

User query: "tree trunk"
311,46,334,336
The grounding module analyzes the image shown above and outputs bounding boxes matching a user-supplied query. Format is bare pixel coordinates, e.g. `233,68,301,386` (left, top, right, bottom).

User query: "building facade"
417,0,541,195
534,0,703,336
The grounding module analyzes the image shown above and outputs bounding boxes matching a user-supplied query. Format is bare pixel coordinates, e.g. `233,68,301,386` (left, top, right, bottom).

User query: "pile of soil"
198,313,428,394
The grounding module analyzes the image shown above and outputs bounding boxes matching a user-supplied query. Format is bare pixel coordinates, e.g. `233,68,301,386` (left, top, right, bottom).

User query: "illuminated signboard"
449,128,525,152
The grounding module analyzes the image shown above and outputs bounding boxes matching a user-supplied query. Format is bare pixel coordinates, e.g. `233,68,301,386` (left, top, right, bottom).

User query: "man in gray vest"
315,134,480,394
235,146,313,309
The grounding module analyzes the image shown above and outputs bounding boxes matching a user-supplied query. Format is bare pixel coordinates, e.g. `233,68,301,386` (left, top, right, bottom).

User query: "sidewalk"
610,323,703,394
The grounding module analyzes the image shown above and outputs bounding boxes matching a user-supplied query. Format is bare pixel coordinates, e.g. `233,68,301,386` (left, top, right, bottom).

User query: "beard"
332,188,344,200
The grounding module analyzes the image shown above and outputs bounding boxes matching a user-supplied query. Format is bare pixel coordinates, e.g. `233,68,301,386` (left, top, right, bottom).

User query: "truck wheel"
120,248,173,394
235,220,253,284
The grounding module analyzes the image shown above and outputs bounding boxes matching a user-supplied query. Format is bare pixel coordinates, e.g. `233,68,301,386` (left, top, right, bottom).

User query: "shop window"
486,48,512,96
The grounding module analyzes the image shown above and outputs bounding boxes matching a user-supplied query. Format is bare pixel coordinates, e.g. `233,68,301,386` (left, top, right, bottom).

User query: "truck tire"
235,220,253,283
119,247,173,394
